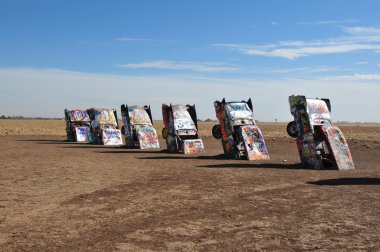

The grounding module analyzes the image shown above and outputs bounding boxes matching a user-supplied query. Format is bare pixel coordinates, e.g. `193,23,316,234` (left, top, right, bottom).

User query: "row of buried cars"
64,95,355,170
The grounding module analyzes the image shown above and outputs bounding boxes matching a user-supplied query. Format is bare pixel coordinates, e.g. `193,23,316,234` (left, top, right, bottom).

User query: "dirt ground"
0,121,379,251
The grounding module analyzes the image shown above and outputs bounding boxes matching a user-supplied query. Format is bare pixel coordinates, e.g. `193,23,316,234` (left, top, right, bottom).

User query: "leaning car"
162,104,204,154
64,109,91,142
212,98,270,160
86,108,123,146
120,104,160,149
287,95,355,170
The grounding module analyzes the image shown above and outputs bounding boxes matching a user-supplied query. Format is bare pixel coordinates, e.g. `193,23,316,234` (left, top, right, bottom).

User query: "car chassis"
212,98,270,160
287,95,355,170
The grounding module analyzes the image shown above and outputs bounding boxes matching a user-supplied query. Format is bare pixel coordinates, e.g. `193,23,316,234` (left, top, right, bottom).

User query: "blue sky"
0,0,379,122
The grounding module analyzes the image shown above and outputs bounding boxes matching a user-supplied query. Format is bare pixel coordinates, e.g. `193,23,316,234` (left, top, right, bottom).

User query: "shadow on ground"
137,154,227,160
307,177,380,186
198,163,306,169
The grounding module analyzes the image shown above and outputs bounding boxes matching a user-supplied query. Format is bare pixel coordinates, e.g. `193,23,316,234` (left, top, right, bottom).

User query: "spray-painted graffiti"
75,126,90,142
120,105,160,149
239,126,270,160
102,128,123,145
212,98,270,160
64,109,91,142
162,103,204,154
135,125,160,149
86,108,121,145
288,95,354,170
183,139,204,154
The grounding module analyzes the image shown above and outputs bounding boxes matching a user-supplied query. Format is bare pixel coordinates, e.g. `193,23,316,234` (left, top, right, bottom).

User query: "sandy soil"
0,121,379,251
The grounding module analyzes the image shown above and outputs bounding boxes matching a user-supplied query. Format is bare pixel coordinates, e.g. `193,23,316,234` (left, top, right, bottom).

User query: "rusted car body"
64,109,91,142
287,95,354,170
212,98,270,160
162,104,204,154
86,108,123,146
120,104,160,149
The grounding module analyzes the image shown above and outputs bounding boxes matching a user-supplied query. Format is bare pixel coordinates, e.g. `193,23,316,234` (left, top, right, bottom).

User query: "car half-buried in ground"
64,109,91,142
120,104,160,149
162,104,204,154
287,95,354,170
212,98,270,160
86,108,123,146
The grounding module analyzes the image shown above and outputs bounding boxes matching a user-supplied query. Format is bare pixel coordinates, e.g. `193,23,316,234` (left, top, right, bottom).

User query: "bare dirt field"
1,120,379,251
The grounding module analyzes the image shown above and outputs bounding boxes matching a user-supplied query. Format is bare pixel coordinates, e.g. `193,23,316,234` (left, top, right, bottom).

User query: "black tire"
162,127,168,139
287,121,298,138
212,125,222,139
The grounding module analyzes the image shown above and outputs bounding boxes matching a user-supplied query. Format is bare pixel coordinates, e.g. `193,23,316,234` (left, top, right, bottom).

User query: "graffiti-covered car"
162,104,204,154
212,98,270,160
64,109,91,142
86,108,123,146
287,95,354,170
120,104,160,149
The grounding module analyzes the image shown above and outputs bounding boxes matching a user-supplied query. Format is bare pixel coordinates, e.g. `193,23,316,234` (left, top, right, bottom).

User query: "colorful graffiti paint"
288,95,354,170
102,128,123,146
239,126,270,160
183,139,204,154
162,103,203,154
135,125,160,149
69,110,90,122
75,126,90,142
120,105,160,149
94,109,117,126
64,109,91,142
213,98,270,160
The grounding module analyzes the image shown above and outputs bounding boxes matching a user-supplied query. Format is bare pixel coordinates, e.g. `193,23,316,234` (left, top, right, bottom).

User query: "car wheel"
162,127,168,139
212,125,222,139
287,121,298,138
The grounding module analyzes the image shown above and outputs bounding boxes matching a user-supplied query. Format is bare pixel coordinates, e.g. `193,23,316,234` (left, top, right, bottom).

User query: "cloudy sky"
0,0,379,122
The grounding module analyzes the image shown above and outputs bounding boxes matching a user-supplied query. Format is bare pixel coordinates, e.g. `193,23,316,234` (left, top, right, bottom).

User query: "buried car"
212,98,270,160
287,95,354,170
86,108,123,146
64,109,91,142
162,104,204,154
120,104,160,149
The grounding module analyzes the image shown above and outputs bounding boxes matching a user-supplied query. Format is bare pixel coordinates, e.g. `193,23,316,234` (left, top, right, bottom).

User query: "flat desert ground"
0,120,379,251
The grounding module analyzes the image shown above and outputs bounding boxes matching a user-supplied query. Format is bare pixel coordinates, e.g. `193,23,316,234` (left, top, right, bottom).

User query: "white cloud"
325,73,380,81
215,26,380,59
356,61,368,65
0,68,379,122
271,21,279,26
118,60,243,73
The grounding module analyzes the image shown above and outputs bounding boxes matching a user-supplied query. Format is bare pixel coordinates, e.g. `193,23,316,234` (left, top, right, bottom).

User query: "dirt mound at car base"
1,132,379,251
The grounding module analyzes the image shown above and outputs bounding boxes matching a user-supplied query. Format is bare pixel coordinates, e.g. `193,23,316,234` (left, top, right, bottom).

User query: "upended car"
120,104,160,149
287,95,355,170
212,98,270,160
162,104,204,154
86,108,123,146
64,109,91,142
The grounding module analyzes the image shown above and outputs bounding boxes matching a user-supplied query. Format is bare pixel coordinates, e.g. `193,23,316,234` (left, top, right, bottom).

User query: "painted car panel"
86,108,121,145
64,109,91,142
75,126,90,142
239,125,270,160
288,95,354,170
121,105,160,149
213,98,270,160
183,139,204,154
162,103,204,154
102,128,123,146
